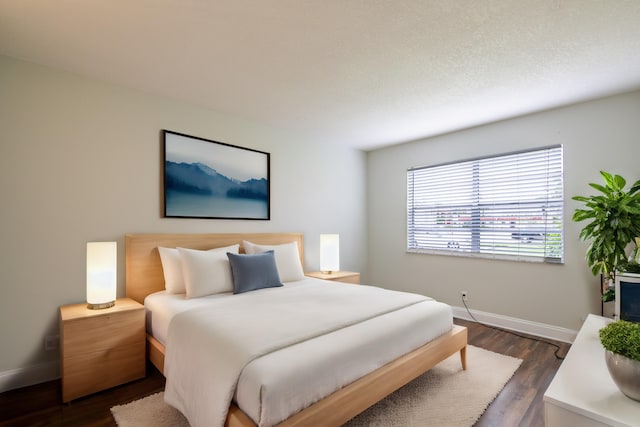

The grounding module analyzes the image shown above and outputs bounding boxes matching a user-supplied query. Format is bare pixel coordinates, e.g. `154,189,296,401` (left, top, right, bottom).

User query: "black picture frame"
162,130,270,220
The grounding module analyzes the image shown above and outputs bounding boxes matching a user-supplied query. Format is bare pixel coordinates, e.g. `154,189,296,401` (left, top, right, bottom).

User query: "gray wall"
366,90,640,331
0,55,367,387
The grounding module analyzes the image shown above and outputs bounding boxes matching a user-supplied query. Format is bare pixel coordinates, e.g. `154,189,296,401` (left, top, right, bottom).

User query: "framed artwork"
162,130,270,220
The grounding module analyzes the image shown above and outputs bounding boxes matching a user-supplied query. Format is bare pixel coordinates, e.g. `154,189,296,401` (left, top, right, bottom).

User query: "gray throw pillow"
227,250,283,294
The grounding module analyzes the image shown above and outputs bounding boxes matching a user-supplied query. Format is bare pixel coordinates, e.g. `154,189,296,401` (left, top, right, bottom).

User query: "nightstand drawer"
62,341,145,402
62,310,144,355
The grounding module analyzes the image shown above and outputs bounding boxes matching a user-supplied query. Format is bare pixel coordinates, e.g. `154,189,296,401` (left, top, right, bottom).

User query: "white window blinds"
407,145,564,263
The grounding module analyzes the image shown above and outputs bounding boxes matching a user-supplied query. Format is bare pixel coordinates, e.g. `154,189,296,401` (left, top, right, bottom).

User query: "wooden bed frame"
125,233,467,427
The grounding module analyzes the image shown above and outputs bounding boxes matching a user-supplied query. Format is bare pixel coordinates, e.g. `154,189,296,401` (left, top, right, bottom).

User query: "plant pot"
605,350,640,401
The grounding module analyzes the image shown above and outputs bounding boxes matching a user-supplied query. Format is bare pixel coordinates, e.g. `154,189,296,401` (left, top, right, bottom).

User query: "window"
407,145,563,263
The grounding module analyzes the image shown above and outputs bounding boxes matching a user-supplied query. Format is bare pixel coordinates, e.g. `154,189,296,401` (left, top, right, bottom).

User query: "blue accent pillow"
227,250,283,294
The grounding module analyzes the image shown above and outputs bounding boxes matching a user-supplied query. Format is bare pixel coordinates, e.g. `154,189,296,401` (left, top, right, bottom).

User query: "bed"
125,233,467,427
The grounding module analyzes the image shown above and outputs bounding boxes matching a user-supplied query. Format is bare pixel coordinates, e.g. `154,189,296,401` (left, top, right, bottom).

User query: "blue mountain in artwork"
165,161,267,201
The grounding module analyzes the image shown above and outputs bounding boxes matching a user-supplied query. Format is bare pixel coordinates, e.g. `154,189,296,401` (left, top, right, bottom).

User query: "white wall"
0,55,367,389
366,90,640,331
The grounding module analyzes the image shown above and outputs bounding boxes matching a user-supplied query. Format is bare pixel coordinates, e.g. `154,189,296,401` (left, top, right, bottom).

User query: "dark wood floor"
458,319,570,427
0,319,570,427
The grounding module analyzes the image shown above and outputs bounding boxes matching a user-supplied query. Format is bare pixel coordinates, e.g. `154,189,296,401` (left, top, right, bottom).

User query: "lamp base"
87,301,115,310
321,270,335,274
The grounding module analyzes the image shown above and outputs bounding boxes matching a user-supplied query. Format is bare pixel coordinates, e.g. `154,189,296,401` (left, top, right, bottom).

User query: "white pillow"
177,244,240,298
242,240,305,282
158,247,186,294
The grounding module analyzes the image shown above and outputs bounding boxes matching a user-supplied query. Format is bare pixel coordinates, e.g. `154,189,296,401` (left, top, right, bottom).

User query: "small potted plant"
599,320,640,401
572,171,640,301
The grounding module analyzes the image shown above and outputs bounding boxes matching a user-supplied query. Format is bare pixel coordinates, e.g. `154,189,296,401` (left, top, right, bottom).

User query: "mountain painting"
163,130,270,220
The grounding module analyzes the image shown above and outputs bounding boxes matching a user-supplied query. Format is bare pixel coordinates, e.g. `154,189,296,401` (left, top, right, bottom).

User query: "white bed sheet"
144,278,453,426
145,288,229,346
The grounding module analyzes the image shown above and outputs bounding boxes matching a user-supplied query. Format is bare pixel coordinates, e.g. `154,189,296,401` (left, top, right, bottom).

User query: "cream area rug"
111,345,521,427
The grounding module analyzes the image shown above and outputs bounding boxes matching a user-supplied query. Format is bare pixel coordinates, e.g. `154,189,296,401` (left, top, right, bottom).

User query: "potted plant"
599,320,640,401
572,171,640,301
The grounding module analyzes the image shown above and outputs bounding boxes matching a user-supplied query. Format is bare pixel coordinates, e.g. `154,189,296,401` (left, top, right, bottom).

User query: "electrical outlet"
44,334,59,351
461,291,468,302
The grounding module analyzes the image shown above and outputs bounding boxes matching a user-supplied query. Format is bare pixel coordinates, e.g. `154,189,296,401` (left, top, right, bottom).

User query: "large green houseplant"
572,171,640,301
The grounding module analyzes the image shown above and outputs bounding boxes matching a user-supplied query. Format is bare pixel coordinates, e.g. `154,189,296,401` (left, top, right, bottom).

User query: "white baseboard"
0,361,59,393
452,306,577,344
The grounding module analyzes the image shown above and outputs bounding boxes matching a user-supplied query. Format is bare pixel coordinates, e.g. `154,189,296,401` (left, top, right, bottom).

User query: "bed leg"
460,346,467,370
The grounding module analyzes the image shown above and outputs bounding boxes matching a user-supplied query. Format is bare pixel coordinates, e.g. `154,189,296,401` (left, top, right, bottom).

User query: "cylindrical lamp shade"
86,241,117,309
320,234,340,273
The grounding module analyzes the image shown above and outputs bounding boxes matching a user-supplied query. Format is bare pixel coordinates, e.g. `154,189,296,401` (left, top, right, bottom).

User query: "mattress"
145,277,453,426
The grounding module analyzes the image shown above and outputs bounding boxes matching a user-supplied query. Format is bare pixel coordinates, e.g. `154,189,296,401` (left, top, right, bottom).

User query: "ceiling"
1,1,639,151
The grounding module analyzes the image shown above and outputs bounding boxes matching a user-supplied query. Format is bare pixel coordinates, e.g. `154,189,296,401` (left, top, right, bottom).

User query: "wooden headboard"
125,233,304,304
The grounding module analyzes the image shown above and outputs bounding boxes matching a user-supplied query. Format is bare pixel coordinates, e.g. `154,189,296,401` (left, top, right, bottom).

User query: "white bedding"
145,278,453,427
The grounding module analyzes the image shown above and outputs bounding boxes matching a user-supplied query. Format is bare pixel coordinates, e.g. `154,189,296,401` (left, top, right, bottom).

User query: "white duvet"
162,280,451,427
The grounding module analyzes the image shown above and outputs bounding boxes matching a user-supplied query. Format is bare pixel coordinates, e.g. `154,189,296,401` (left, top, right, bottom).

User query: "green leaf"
572,196,591,202
589,183,610,194
590,195,608,204
614,174,627,190
600,171,615,188
572,210,594,222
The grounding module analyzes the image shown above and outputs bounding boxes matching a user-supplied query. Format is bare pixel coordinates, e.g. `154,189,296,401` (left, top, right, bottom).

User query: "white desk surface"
543,314,640,427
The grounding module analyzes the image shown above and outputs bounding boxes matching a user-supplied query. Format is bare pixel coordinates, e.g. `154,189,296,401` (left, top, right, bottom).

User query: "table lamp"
86,241,117,309
320,234,340,274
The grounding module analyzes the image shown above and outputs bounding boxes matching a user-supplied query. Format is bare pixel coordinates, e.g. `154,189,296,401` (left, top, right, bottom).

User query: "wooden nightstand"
305,271,360,284
59,297,145,402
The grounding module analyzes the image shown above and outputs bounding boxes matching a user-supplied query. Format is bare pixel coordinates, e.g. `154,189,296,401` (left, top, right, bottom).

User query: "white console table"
543,314,640,427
